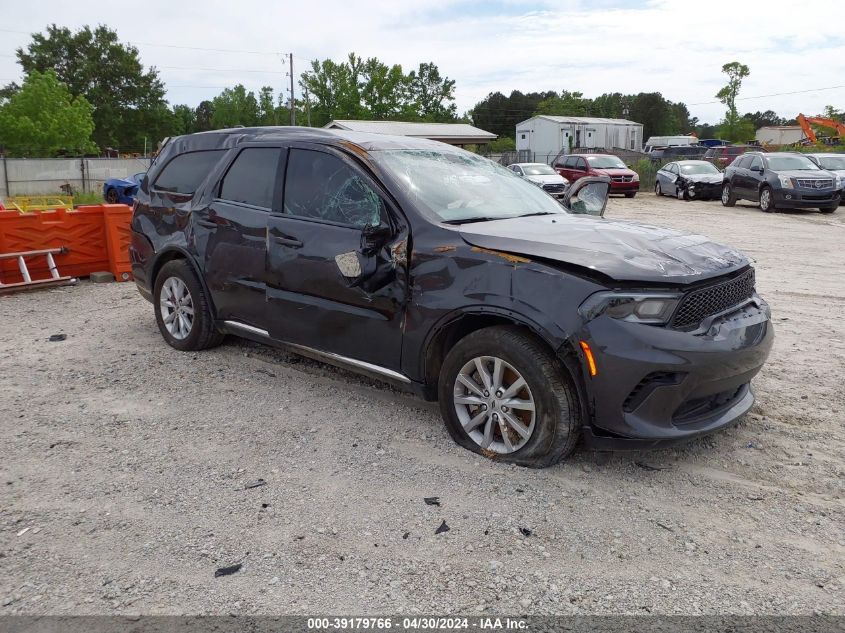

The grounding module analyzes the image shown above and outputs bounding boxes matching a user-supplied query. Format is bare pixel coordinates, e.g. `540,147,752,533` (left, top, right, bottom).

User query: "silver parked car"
806,153,845,205
507,162,569,199
655,160,723,201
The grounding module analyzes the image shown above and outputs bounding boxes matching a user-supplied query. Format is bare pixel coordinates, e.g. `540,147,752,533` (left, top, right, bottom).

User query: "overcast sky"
2,0,843,126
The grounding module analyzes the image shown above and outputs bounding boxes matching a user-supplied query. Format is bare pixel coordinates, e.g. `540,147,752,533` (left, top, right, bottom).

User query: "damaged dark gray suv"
130,127,773,467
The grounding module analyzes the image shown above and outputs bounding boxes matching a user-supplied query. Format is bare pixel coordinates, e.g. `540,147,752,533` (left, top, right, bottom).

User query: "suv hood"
776,169,835,179
592,167,635,177
680,172,723,184
459,214,748,284
525,174,568,185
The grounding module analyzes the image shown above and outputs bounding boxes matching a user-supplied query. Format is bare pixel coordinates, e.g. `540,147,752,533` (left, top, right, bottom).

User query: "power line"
688,85,845,106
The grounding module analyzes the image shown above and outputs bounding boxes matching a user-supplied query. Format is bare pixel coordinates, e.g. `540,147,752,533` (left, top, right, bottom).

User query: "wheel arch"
421,307,569,395
150,247,217,317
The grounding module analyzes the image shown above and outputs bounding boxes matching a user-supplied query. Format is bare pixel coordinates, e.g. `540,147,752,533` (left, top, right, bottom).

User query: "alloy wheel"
721,185,731,204
159,276,194,340
654,182,661,196
452,356,536,454
760,188,772,212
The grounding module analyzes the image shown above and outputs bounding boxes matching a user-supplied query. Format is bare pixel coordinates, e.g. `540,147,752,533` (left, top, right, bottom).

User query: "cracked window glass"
285,149,385,228
372,149,565,224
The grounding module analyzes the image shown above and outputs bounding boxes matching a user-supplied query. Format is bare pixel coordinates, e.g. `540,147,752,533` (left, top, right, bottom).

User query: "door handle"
272,235,303,248
196,220,216,228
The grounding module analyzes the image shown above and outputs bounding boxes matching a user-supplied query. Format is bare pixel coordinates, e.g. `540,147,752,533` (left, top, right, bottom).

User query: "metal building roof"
324,120,497,141
520,115,642,126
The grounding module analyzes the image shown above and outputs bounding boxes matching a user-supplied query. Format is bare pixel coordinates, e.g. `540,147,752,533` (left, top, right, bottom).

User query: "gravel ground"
1,193,843,615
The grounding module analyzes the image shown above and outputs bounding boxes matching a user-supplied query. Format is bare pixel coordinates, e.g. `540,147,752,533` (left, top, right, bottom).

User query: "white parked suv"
507,163,569,199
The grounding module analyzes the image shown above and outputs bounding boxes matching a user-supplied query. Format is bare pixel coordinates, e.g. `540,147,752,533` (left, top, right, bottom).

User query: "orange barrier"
0,204,133,284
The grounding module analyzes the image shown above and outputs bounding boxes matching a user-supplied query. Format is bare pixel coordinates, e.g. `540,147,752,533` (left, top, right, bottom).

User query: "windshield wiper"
441,216,510,225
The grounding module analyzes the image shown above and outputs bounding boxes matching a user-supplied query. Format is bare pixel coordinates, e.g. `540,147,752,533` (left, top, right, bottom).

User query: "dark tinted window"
284,149,385,228
564,156,578,168
749,156,763,170
153,150,226,194
734,156,751,169
219,148,281,208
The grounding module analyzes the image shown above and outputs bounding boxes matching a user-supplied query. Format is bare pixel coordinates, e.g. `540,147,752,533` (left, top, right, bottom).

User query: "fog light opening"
579,340,598,377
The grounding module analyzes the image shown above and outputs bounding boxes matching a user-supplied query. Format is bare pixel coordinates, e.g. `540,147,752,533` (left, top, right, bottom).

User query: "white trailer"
515,115,643,163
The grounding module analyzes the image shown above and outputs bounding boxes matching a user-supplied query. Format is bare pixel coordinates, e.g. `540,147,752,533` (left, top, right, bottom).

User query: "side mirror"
361,222,392,255
564,176,610,216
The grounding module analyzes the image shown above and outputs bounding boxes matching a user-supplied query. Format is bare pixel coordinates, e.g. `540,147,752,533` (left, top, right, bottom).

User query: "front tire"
105,188,119,204
655,181,662,196
625,192,636,198
759,186,774,213
154,259,223,351
819,205,837,214
721,183,736,207
438,326,581,468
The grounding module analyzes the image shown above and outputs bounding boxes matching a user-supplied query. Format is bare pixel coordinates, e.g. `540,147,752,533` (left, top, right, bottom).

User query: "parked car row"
655,153,843,213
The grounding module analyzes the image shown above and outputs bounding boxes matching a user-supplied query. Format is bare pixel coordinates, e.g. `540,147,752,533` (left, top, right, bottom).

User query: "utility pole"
303,86,312,127
289,53,296,126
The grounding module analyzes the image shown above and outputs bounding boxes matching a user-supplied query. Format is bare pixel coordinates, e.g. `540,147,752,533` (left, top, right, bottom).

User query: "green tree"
210,84,260,128
535,90,590,116
469,90,555,138
406,62,457,121
360,58,407,120
171,104,196,135
715,61,751,142
194,100,215,132
257,86,278,125
16,24,169,151
0,70,97,156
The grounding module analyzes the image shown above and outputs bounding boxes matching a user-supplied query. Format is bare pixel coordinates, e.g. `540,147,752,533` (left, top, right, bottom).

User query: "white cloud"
1,0,843,127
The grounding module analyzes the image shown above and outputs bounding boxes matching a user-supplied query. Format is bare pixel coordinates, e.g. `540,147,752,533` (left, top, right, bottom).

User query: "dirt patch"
0,193,842,615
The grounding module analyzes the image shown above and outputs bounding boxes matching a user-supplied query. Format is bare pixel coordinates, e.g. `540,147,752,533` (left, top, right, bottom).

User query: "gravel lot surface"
1,193,843,615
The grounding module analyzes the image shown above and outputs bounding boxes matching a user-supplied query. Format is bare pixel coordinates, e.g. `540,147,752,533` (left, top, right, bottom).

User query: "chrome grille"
795,178,833,189
671,269,756,330
611,176,633,183
542,183,566,193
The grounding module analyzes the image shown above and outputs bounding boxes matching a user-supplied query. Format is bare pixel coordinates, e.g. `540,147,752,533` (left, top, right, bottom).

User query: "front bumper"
577,296,773,447
685,181,722,200
773,187,840,208
609,180,640,194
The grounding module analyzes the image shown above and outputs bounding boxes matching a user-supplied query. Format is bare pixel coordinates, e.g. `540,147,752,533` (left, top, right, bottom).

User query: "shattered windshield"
679,162,720,175
585,155,627,169
372,149,565,224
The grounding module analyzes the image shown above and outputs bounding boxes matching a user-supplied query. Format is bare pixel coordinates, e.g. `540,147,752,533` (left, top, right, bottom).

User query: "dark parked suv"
721,152,841,213
130,127,773,467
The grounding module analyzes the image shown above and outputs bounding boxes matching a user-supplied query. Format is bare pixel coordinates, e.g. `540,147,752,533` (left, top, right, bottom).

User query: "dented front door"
265,145,407,370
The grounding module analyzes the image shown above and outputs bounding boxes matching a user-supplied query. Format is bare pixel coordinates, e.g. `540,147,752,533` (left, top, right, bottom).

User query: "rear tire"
721,183,736,207
438,326,581,468
654,182,662,196
759,186,774,213
105,188,119,204
154,259,224,351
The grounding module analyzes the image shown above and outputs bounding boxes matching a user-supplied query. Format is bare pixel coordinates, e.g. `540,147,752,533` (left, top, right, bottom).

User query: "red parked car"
553,154,640,198
703,145,760,168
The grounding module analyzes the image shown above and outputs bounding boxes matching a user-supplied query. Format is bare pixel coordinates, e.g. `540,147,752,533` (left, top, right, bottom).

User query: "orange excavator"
797,113,845,144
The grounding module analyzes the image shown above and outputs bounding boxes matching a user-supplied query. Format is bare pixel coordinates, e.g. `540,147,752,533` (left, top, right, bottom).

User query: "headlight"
632,172,640,182
835,175,842,189
579,291,681,325
778,174,793,188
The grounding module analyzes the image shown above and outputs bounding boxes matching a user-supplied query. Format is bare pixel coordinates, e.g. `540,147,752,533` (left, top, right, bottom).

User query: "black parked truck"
130,127,773,467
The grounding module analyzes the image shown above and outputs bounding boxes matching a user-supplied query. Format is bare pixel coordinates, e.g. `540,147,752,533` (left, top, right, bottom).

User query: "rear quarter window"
153,150,227,195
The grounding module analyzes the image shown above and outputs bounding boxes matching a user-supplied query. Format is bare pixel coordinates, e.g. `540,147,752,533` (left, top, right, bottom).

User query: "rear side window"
734,156,751,169
153,150,226,194
219,148,281,209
